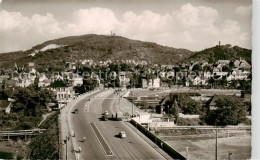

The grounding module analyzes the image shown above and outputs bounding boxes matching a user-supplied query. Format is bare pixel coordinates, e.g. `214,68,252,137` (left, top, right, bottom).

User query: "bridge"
0,129,46,140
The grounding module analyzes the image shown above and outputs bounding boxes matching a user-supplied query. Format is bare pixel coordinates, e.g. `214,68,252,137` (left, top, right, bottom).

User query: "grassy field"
0,140,28,159
129,88,241,97
166,136,251,159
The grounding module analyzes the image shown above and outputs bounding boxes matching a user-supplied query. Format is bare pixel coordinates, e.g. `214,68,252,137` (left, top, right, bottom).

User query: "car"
71,131,75,137
118,131,126,138
104,111,109,115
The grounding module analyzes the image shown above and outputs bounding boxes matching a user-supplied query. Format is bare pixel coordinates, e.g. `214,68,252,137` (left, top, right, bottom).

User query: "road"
68,89,168,160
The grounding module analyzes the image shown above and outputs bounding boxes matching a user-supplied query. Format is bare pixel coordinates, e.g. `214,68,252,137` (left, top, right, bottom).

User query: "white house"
51,87,75,104
72,74,83,86
38,79,52,87
142,78,160,88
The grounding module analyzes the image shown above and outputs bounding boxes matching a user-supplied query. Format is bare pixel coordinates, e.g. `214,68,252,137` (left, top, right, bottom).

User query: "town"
0,45,251,159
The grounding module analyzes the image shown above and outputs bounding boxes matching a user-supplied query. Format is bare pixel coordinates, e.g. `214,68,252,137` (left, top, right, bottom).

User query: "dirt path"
37,112,55,127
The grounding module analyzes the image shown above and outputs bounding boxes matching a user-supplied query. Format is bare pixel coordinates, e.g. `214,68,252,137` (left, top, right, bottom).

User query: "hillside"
0,34,193,71
188,44,251,63
0,35,252,73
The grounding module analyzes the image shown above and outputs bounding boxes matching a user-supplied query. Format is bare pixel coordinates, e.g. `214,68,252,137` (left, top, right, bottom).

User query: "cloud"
235,5,252,16
66,8,119,35
0,4,251,53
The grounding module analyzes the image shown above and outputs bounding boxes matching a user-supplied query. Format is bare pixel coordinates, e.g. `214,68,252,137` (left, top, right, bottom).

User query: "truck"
102,115,108,121
116,112,123,121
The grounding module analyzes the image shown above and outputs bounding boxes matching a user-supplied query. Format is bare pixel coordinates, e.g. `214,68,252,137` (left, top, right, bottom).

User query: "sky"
0,0,252,53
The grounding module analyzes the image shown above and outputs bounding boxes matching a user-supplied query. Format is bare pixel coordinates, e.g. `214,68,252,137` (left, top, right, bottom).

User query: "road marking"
90,122,114,156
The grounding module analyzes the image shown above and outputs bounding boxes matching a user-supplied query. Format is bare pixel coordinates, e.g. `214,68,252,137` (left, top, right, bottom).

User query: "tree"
222,65,231,72
192,64,202,71
49,80,66,88
205,99,247,125
13,86,56,117
163,93,202,115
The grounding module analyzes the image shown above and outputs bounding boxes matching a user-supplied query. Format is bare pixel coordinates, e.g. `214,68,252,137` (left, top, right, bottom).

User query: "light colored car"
71,131,75,137
119,131,126,138
104,111,109,115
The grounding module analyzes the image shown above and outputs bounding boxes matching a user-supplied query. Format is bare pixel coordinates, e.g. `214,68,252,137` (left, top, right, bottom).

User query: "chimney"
219,41,221,46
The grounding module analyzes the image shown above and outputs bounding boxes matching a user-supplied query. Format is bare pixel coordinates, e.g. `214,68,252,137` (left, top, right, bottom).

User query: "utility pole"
228,151,232,160
215,128,218,160
132,97,134,117
118,88,121,110
65,135,68,160
167,105,169,122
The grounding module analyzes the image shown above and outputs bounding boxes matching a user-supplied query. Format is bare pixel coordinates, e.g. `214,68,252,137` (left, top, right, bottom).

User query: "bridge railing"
0,129,46,137
130,119,186,160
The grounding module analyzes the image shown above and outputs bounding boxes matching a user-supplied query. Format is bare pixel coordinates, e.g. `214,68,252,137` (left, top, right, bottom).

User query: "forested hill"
0,34,192,68
188,44,251,63
0,34,251,72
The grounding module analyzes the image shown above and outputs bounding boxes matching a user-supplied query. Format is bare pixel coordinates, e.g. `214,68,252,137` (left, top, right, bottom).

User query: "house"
217,60,230,65
0,75,10,83
5,79,18,89
159,71,167,78
91,73,101,85
208,95,242,110
28,62,36,74
71,74,83,86
38,79,52,87
234,59,251,70
231,69,248,80
239,60,251,70
119,72,130,87
0,100,12,114
52,74,64,81
227,74,234,82
142,78,160,88
50,87,75,104
192,76,201,85
200,74,208,85
153,78,160,88
233,60,241,68
213,71,228,78
242,93,251,102
166,71,175,79
68,62,77,70
204,72,212,79
161,65,175,70
17,78,33,88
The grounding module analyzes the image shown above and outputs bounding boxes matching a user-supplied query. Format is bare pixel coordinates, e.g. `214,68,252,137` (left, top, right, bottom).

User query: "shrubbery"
29,112,60,159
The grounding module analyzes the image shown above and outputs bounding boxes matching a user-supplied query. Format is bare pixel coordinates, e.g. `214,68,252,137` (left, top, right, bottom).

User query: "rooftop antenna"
110,31,116,36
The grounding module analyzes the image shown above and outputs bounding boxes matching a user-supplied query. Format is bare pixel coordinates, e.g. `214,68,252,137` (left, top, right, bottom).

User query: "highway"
68,89,168,160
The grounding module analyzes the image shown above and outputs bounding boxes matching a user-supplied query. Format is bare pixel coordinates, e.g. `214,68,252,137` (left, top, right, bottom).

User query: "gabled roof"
0,100,10,109
160,95,170,106
4,90,15,98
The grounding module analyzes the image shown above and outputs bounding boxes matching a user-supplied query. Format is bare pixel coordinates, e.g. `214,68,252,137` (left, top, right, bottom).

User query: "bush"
29,112,60,159
176,118,201,126
0,151,13,159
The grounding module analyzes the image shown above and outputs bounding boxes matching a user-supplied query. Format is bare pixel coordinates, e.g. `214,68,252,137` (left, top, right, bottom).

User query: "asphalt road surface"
69,89,167,160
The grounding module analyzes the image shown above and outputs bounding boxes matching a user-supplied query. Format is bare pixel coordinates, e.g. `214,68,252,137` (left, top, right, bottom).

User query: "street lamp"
185,147,189,159
167,105,169,122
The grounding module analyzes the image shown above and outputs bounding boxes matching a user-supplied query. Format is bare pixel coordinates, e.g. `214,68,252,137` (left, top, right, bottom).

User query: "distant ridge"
0,34,251,70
